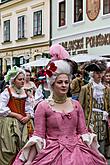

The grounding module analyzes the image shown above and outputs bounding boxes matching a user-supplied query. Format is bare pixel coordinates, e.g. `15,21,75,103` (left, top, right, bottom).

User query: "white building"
51,0,110,60
0,0,50,73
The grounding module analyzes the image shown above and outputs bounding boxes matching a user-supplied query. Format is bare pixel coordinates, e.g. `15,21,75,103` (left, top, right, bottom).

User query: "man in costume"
79,60,110,158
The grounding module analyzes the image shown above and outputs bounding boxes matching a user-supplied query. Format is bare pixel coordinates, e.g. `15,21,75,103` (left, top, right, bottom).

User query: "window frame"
33,10,42,36
1,0,12,4
103,0,110,15
74,0,83,23
58,0,66,27
18,15,25,39
3,20,10,42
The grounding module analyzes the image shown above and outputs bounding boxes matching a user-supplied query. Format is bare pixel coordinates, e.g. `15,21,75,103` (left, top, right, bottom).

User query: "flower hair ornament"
45,62,57,77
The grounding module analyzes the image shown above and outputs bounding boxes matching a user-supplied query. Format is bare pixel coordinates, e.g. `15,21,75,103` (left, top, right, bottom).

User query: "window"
13,57,20,67
18,16,25,39
1,0,12,4
33,10,42,36
34,54,42,60
103,0,110,14
74,0,83,22
20,57,24,65
4,20,10,42
59,0,66,27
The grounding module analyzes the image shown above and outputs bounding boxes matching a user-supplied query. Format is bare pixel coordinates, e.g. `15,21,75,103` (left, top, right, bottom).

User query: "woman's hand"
15,114,24,121
20,115,30,124
9,112,24,121
9,112,31,123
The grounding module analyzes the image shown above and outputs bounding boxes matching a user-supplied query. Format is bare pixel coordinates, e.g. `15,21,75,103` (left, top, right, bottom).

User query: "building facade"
0,0,50,74
51,0,110,59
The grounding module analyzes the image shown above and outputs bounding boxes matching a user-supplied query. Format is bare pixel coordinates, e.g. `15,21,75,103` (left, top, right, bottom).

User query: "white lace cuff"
81,133,100,148
19,136,46,162
103,111,108,121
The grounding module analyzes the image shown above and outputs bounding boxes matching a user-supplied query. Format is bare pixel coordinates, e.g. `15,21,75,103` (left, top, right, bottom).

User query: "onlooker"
24,69,44,109
24,69,37,108
103,67,110,87
0,72,9,93
70,70,84,100
77,8,83,21
24,69,37,94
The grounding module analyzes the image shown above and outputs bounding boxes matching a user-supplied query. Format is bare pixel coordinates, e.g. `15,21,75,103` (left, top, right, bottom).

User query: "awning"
70,54,109,63
21,58,50,67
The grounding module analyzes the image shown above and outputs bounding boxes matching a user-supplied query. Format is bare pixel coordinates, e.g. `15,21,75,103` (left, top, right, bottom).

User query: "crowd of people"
0,43,110,165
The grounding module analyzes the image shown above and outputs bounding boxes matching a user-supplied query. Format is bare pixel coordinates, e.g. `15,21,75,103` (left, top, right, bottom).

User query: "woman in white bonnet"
0,66,34,165
13,44,107,165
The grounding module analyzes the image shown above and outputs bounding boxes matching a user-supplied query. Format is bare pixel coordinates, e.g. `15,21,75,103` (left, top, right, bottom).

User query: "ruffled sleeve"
81,133,100,149
19,135,46,162
0,88,11,116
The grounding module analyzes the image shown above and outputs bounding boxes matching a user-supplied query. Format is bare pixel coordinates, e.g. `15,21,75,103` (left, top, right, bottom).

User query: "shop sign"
61,33,110,55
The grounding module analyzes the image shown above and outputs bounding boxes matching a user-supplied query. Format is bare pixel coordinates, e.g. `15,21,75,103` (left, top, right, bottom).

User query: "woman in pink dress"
13,44,107,165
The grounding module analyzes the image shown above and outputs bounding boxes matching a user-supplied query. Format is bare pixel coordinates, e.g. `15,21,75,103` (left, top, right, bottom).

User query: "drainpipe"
49,0,52,46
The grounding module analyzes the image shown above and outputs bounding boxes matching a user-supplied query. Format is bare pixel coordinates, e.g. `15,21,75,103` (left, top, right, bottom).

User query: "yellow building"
0,0,50,74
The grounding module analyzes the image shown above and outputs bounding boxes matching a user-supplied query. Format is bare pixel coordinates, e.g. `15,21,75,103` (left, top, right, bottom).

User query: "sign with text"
61,33,110,55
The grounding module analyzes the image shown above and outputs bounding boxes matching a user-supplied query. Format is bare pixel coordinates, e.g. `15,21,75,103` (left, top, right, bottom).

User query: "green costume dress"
0,88,34,165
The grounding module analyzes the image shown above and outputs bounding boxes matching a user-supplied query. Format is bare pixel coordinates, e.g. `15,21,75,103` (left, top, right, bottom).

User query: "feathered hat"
49,43,69,61
5,66,25,83
45,44,78,85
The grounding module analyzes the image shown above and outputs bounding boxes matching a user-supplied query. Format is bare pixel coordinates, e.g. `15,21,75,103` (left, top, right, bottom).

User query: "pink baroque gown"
13,100,107,165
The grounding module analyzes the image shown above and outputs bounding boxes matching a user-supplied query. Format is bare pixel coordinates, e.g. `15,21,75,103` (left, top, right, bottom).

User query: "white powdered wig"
47,60,71,87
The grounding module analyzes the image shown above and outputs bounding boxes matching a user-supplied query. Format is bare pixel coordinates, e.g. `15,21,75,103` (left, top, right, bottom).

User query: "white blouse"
0,88,34,117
